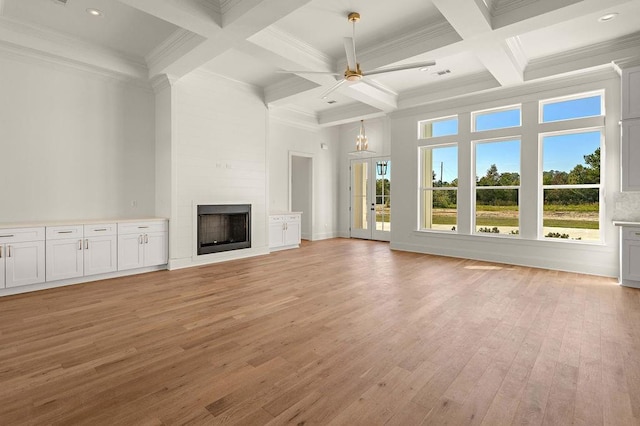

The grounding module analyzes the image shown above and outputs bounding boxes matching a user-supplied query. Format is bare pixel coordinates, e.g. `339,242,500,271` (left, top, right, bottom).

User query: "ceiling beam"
430,0,492,39
116,0,222,37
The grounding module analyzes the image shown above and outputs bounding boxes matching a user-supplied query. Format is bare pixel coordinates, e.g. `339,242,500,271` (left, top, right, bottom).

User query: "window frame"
538,127,604,242
419,143,459,232
471,104,522,133
472,137,522,237
538,90,605,124
417,115,459,139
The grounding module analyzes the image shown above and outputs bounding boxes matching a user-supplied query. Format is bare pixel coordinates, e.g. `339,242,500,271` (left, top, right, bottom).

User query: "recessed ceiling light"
598,13,618,22
419,67,431,72
86,8,103,17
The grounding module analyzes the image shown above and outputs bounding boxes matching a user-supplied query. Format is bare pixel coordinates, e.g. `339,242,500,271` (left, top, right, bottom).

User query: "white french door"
350,157,391,241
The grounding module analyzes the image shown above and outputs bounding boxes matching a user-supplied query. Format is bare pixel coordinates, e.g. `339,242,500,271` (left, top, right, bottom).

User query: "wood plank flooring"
1,238,639,425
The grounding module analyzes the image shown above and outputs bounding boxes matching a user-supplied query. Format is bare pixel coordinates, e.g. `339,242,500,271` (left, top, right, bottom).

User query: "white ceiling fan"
277,12,436,99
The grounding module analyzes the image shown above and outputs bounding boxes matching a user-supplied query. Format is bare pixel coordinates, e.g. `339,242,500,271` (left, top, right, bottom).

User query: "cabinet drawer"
623,228,640,241
286,215,301,222
118,221,167,235
46,225,83,240
0,227,45,243
84,223,117,237
269,215,284,223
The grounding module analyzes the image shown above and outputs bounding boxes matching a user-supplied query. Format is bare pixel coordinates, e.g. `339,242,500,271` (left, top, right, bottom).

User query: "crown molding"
318,103,385,127
251,26,334,71
0,16,148,81
525,31,640,81
391,67,617,120
264,75,319,105
346,20,461,71
219,0,242,16
195,0,222,16
269,105,320,131
491,0,539,17
150,74,178,93
189,66,264,98
505,35,528,71
0,39,152,91
398,71,500,111
145,29,205,76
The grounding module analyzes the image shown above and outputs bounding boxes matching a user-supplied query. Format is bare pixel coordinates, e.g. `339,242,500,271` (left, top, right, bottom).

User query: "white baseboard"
0,265,167,297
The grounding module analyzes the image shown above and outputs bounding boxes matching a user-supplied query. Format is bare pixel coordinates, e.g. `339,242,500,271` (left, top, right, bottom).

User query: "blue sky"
428,95,602,181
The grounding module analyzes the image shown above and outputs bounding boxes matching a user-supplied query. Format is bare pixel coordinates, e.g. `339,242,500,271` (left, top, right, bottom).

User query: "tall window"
474,139,521,235
420,145,458,231
541,130,602,241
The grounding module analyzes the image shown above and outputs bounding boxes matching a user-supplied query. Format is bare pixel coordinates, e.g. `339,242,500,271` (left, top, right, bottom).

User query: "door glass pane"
352,162,368,231
375,161,391,232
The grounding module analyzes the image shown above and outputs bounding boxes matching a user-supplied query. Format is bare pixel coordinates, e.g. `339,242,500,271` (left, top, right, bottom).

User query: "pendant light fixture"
349,119,375,155
356,120,368,151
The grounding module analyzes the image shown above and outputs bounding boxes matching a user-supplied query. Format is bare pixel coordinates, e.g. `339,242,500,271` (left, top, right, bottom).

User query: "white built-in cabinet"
83,224,118,276
0,219,168,296
0,228,46,288
619,225,640,288
118,221,168,271
622,66,640,120
621,66,640,191
45,224,119,281
269,213,301,251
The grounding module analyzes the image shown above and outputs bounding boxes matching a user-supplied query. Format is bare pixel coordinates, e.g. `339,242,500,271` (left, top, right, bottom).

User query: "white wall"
0,53,156,222
268,119,340,240
388,70,621,277
167,71,268,269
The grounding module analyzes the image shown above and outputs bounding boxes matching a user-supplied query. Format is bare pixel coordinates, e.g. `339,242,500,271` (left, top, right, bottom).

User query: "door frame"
288,151,314,240
350,156,391,242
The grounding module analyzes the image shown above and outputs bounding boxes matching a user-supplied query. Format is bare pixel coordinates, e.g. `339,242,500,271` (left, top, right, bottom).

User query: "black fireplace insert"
197,204,251,255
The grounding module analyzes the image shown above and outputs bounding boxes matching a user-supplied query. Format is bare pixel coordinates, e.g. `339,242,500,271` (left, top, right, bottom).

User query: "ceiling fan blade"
276,70,341,75
319,79,347,99
364,61,436,77
344,37,357,70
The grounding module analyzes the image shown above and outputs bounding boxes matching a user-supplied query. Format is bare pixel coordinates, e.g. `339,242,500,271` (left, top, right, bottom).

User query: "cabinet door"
622,67,640,120
143,232,168,267
269,222,284,248
0,245,5,289
46,239,84,281
622,119,640,191
284,221,301,246
118,233,144,271
622,239,640,284
6,241,46,288
84,236,117,276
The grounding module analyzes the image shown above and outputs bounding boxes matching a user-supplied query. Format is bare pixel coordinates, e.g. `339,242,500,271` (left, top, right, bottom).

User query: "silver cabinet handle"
7,245,11,258
94,228,107,232
58,230,74,234
0,246,2,259
138,226,149,229
144,234,149,244
85,239,89,250
0,235,14,238
78,240,82,250
635,232,640,236
138,235,143,245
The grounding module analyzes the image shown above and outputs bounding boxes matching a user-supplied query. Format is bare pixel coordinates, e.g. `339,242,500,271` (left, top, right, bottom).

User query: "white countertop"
613,221,640,227
0,217,168,230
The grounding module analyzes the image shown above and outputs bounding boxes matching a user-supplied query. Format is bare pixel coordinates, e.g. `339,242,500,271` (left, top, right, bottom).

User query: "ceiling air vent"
435,69,451,76
52,0,69,5
326,100,337,104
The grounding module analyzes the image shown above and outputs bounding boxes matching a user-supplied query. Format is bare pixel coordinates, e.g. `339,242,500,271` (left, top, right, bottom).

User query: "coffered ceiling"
1,0,639,127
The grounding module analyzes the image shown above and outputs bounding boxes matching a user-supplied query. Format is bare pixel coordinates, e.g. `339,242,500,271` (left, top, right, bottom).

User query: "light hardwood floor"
1,239,639,425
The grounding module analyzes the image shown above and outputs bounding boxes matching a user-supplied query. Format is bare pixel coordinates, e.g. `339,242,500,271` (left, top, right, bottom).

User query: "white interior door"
350,157,391,241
